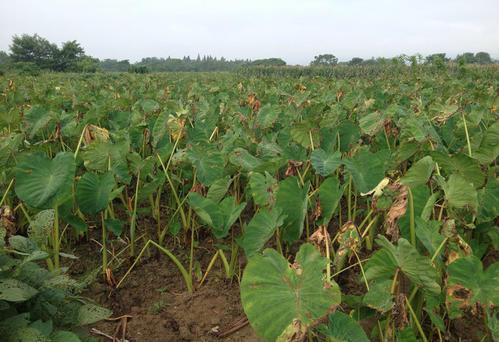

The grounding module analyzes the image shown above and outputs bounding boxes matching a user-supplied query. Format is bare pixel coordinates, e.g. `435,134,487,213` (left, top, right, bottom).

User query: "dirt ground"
69,238,258,342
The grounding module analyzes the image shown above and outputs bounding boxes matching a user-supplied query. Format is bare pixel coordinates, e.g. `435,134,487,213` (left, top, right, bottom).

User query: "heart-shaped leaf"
441,174,477,212
318,177,345,225
365,236,441,294
248,172,278,207
401,156,435,187
188,145,225,186
15,152,75,209
446,256,498,318
237,208,285,257
76,172,116,215
275,177,309,243
241,244,341,341
318,311,370,342
343,148,389,194
187,193,246,239
311,149,342,176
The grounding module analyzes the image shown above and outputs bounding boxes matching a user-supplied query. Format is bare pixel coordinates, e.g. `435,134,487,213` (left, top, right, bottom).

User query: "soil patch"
69,239,258,341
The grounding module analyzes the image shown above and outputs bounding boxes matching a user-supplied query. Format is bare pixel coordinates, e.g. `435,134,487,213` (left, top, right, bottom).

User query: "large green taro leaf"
473,120,499,164
446,256,498,318
76,172,117,215
401,156,435,187
206,176,232,203
15,152,75,209
187,193,246,239
24,105,55,139
275,177,309,243
343,148,389,194
318,177,345,225
477,178,499,223
187,145,225,186
441,174,477,212
248,172,278,207
81,140,129,173
365,236,441,294
310,149,342,177
431,152,485,189
241,244,341,342
318,311,370,342
229,148,263,171
359,111,385,136
237,208,285,257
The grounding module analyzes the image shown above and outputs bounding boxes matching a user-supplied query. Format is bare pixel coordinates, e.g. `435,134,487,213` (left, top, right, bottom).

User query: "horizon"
1,0,498,65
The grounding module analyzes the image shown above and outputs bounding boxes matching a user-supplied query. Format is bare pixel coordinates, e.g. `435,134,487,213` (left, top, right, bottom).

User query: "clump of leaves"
0,224,111,341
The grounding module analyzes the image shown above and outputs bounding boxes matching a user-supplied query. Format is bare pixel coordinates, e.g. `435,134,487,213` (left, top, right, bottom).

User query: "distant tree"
0,51,10,65
128,65,149,74
425,53,449,65
310,54,338,66
54,40,85,71
99,59,131,72
251,58,286,66
10,34,58,69
456,52,475,64
391,55,407,66
474,52,492,64
76,56,99,73
348,57,364,66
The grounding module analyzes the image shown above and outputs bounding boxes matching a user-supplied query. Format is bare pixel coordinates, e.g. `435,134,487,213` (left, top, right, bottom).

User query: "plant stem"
383,125,392,152
101,211,108,275
73,124,87,160
331,257,370,277
199,251,219,286
324,228,331,281
431,237,448,264
157,153,188,230
218,249,231,279
347,175,352,222
0,178,14,207
462,112,472,157
53,205,60,269
352,249,369,291
129,172,140,256
116,240,193,293
189,222,195,282
405,296,428,342
408,187,415,246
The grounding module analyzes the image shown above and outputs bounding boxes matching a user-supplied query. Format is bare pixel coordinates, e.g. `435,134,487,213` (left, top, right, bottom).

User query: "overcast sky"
0,0,498,65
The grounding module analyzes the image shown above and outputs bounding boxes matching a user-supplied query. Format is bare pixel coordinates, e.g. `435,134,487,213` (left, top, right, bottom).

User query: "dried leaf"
385,183,408,241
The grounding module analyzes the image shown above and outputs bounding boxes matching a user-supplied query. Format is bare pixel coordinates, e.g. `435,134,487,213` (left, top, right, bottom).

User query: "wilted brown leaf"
308,225,330,255
393,293,409,329
385,182,408,241
284,160,303,177
83,124,110,145
446,284,472,310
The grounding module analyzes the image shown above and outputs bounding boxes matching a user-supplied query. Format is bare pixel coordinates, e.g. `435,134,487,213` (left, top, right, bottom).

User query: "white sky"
0,0,498,65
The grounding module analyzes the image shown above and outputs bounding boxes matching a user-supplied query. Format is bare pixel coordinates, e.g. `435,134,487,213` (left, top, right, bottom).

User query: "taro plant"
240,243,342,341
14,151,75,269
76,171,123,275
0,218,111,342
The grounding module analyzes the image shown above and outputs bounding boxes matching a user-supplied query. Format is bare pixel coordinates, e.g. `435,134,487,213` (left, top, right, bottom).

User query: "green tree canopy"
250,58,286,66
348,57,364,65
10,34,58,69
54,40,85,71
474,51,492,64
310,54,338,66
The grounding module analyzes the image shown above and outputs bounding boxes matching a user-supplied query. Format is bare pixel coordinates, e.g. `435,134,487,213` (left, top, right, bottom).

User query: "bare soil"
69,238,258,342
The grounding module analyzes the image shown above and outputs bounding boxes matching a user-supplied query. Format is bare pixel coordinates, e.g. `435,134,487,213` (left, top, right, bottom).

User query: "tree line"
0,34,495,74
